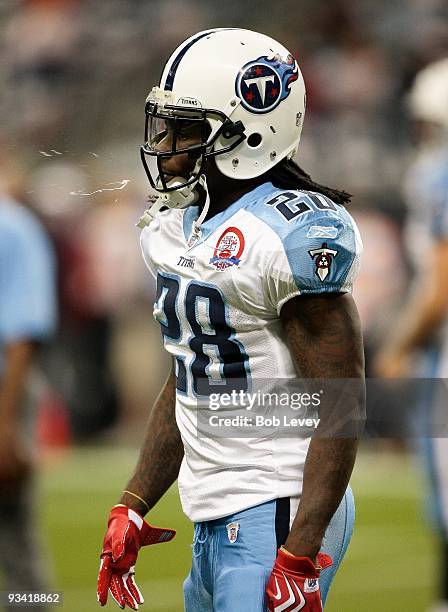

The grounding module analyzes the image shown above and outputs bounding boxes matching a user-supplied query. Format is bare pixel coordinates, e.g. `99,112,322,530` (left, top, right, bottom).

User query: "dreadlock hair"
266,158,352,206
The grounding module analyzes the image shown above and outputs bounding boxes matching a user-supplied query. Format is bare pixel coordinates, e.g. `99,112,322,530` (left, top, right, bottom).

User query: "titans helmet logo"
235,53,299,114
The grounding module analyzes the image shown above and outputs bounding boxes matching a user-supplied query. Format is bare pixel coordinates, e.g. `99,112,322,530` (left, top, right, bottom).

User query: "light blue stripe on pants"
184,486,355,611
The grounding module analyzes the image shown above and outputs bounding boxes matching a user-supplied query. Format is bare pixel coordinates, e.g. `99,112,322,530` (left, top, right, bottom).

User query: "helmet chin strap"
136,171,210,229
192,176,210,231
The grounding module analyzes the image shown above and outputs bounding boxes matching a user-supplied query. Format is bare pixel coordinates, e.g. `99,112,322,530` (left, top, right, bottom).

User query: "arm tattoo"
281,292,364,379
120,369,184,515
280,293,365,558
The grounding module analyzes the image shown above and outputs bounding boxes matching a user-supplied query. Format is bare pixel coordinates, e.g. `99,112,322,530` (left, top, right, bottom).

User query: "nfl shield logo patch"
226,522,240,543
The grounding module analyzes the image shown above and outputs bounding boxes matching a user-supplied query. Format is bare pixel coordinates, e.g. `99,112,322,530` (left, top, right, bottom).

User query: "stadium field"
40,447,436,611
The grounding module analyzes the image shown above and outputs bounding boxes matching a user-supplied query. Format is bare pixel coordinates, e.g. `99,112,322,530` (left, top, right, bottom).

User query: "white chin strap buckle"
158,178,201,209
136,174,209,229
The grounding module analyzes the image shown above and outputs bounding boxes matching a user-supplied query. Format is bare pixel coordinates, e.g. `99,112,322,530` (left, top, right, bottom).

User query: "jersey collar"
182,181,274,247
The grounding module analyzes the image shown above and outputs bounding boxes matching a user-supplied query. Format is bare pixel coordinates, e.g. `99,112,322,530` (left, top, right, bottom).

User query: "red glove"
97,504,176,610
266,547,332,611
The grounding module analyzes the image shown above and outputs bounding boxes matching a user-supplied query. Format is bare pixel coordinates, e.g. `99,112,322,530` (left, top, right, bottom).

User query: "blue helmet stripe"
164,28,236,91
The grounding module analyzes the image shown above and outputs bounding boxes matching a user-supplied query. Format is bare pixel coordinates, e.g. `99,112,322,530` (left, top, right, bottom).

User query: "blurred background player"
375,58,448,612
0,150,57,609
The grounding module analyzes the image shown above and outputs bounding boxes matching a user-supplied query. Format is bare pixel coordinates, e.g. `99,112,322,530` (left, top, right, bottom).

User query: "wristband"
122,490,150,514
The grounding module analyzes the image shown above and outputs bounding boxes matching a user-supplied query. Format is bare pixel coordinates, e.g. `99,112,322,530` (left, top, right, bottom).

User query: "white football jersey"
140,181,362,521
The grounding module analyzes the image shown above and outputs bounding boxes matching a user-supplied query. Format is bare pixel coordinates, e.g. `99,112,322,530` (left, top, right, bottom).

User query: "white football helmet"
408,57,448,130
139,28,306,223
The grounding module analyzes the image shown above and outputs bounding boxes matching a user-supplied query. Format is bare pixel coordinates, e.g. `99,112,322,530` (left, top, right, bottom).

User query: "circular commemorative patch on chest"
209,227,245,271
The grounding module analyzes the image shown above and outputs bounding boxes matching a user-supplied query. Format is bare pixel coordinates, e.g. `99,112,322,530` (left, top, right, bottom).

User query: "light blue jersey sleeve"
252,187,362,314
0,200,57,344
430,175,448,240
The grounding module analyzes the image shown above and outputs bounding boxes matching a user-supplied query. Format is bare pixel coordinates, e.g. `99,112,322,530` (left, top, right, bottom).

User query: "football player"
0,154,57,609
97,29,364,611
376,58,448,612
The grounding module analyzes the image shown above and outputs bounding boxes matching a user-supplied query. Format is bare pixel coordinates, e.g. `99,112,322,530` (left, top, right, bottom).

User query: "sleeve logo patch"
306,225,339,239
308,242,338,281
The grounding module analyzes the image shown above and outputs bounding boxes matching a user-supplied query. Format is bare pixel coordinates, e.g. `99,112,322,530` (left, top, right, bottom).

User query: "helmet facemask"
140,89,246,194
